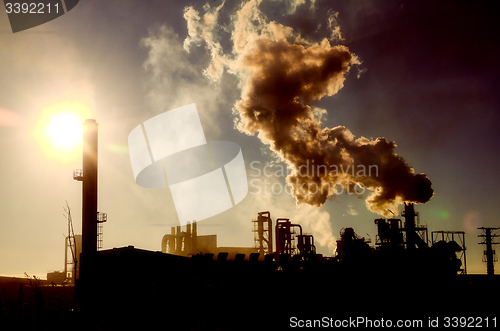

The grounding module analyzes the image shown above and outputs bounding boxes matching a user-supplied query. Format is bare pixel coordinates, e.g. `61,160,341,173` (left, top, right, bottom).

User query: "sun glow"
34,102,92,162
46,113,83,148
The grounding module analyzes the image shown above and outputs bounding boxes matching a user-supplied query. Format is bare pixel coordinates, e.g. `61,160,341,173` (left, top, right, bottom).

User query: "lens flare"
0,107,23,127
432,206,450,220
463,210,482,234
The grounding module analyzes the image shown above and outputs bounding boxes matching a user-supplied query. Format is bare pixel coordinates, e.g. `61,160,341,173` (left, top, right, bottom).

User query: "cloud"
183,1,227,82
183,0,433,217
140,24,226,136
344,202,358,217
289,204,337,254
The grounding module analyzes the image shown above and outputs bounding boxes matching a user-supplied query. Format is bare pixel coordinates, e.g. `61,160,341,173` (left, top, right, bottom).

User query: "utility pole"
478,227,500,276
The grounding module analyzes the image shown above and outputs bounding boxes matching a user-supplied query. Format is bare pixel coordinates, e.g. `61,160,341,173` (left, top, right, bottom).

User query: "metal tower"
431,231,467,274
478,227,500,276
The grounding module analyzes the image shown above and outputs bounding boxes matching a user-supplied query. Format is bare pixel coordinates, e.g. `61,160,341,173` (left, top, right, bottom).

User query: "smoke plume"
184,0,433,216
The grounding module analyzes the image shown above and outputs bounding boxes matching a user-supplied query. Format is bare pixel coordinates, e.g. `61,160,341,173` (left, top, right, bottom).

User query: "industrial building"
160,221,257,258
35,118,498,330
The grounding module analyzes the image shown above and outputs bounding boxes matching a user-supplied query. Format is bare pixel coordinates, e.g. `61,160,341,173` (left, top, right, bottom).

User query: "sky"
0,0,499,278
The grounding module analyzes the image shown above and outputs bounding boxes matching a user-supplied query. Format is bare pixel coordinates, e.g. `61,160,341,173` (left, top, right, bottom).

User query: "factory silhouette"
2,120,498,330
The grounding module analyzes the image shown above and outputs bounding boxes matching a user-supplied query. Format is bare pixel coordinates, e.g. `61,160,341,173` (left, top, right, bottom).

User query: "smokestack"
403,203,416,250
81,119,98,258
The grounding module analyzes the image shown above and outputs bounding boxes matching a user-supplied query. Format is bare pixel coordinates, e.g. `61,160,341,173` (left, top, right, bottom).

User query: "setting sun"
46,113,83,148
33,101,93,162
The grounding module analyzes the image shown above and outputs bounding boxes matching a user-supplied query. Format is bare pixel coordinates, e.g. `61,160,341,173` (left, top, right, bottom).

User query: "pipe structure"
162,224,198,255
275,218,302,255
297,234,316,255
161,234,170,254
255,211,273,256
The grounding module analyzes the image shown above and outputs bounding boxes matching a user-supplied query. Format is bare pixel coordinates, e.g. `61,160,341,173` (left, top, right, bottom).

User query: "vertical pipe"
170,227,175,253
257,215,264,256
268,216,273,255
192,221,197,253
81,119,98,280
186,222,192,254
275,222,281,255
176,226,181,253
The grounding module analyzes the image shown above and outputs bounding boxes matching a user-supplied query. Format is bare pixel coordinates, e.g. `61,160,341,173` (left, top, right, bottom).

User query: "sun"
46,113,83,149
34,101,93,162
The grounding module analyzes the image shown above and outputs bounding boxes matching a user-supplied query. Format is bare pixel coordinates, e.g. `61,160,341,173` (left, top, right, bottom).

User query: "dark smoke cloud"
184,0,433,216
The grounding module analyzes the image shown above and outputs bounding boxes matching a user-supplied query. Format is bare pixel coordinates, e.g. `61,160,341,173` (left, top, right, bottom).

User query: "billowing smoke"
183,0,433,216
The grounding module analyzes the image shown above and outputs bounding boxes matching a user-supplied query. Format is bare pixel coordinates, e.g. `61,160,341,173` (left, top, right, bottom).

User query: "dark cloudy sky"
0,0,498,277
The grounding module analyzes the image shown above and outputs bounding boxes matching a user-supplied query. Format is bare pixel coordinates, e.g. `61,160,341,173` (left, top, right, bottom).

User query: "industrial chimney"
81,119,98,278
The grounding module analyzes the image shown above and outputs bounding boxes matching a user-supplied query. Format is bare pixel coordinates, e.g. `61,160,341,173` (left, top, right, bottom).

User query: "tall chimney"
82,119,98,258
403,203,416,250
